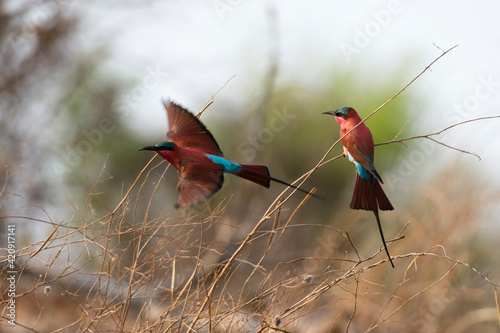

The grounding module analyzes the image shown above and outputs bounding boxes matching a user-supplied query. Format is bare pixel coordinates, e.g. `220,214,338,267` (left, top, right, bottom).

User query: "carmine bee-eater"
140,100,319,208
323,107,395,268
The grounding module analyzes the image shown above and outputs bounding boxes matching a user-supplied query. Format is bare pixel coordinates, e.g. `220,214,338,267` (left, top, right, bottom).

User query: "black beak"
139,145,159,152
322,110,337,116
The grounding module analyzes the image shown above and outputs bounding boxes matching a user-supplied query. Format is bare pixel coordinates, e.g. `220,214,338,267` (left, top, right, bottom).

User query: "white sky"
78,0,500,186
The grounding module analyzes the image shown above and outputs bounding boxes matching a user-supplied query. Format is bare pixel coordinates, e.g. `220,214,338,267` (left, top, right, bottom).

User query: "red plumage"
235,165,271,188
351,174,394,211
159,146,224,208
142,101,318,208
165,101,222,156
236,165,311,193
155,101,226,207
325,107,395,268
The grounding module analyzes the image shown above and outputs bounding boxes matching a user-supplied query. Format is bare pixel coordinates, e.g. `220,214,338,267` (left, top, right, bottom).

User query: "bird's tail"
351,173,395,267
350,174,394,211
235,165,271,188
236,164,322,199
372,207,395,268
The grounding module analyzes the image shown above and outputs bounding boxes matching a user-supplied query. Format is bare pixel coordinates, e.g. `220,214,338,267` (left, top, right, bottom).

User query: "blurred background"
1,0,500,332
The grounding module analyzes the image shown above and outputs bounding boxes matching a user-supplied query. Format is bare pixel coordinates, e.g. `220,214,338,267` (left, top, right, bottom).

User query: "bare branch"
376,115,500,160
197,75,237,118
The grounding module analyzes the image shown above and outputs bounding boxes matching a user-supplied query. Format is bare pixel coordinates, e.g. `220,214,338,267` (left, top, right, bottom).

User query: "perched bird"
140,100,318,208
323,107,395,267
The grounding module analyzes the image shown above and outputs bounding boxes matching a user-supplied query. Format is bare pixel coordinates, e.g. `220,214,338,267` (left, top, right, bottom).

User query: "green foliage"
57,66,145,214
207,67,416,220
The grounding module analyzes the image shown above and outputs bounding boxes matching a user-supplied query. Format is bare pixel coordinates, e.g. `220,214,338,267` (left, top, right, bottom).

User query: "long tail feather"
236,165,322,199
350,174,393,211
373,208,395,268
350,174,371,210
235,165,271,188
268,175,322,199
350,173,394,267
373,179,394,211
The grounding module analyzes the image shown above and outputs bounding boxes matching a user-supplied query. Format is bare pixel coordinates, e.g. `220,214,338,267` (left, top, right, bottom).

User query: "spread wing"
176,161,224,208
164,100,223,156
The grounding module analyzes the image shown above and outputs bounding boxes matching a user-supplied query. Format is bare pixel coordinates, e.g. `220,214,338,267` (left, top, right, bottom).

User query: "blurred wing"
176,161,224,208
164,100,223,156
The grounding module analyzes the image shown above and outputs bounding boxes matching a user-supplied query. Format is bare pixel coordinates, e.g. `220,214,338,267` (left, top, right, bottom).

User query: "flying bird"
323,107,395,267
140,100,318,208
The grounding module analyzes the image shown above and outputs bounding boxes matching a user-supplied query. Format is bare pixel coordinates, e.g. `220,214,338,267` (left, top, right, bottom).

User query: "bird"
323,106,395,268
140,100,319,208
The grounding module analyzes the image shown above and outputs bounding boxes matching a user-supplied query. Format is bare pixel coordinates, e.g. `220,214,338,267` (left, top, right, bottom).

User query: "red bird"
323,107,395,267
140,100,318,208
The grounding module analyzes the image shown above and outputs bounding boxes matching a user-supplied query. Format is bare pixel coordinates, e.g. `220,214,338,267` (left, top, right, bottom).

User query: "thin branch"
376,115,500,160
366,262,458,332
197,75,236,118
356,45,459,135
290,45,460,197
28,220,63,259
346,274,360,333
495,288,500,328
427,136,480,160
187,44,461,330
392,120,410,142
345,231,361,264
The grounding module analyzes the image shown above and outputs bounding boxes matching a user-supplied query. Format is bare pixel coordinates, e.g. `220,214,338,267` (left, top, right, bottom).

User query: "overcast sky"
77,0,500,185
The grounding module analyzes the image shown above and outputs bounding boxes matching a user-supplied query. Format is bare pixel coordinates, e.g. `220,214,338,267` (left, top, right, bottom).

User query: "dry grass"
2,142,500,332
1,13,500,332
